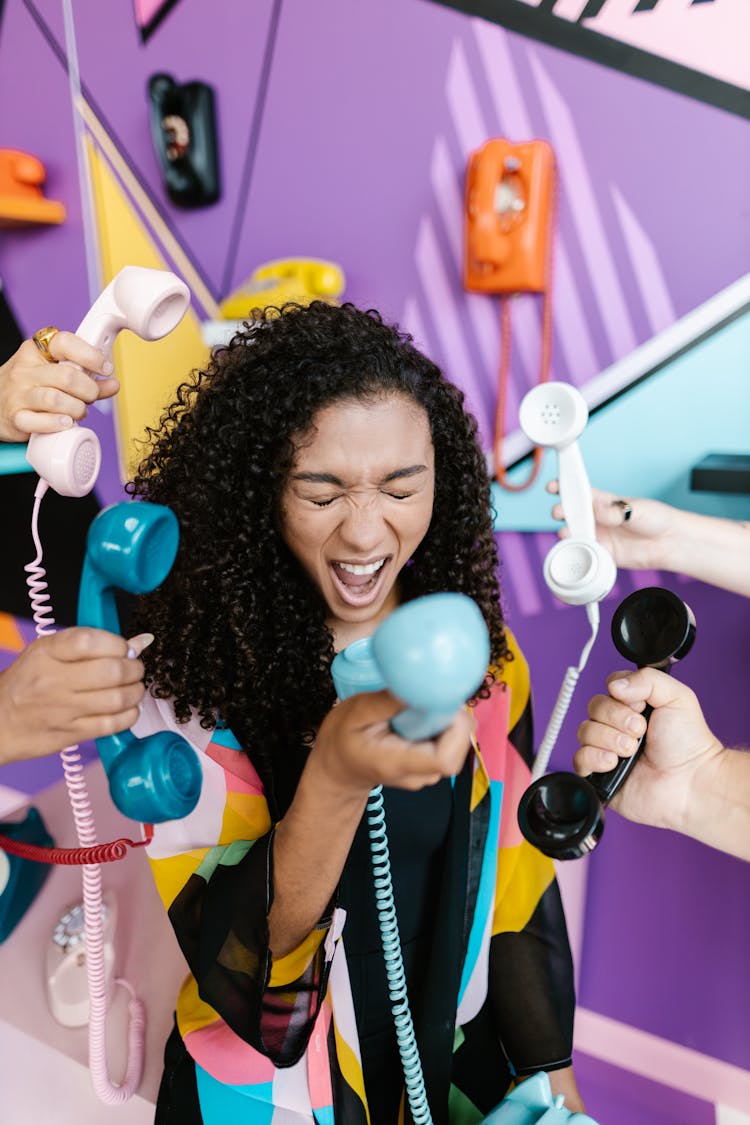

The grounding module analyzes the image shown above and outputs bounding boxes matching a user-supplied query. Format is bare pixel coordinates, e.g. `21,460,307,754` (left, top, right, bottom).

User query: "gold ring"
31,325,60,363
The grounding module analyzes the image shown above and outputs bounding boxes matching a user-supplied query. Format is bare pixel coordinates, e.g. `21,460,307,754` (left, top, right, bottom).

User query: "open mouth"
330,556,390,607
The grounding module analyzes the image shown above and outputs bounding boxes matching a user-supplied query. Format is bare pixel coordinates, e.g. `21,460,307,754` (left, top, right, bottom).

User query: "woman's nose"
339,498,386,551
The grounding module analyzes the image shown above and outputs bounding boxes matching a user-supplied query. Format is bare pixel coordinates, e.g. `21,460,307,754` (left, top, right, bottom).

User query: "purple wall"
1,0,749,1119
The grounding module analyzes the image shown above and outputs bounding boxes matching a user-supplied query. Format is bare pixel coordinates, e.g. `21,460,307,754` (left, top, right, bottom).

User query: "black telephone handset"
518,587,696,860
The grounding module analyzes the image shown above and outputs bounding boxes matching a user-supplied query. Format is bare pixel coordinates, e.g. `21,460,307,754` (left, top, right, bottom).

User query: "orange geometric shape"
0,613,25,653
464,138,555,295
0,149,66,228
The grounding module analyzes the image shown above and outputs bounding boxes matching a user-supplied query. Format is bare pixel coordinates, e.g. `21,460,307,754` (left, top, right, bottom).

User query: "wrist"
669,739,726,836
0,679,17,765
302,750,372,810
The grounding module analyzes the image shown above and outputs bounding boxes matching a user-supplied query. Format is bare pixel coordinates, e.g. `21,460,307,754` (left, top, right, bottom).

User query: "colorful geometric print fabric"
137,631,575,1124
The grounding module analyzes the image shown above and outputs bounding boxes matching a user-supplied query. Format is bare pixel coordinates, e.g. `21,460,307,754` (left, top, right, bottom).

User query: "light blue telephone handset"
331,592,599,1125
483,1071,598,1123
331,591,490,738
77,501,202,823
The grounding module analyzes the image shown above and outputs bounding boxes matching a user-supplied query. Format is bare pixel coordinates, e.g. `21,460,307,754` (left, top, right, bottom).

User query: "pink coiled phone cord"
25,481,146,1102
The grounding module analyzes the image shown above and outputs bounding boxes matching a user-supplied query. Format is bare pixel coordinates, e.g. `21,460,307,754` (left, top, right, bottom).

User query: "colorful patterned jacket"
137,630,575,1124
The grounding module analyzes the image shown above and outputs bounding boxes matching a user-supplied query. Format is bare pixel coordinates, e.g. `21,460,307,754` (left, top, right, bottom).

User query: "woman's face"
280,394,435,649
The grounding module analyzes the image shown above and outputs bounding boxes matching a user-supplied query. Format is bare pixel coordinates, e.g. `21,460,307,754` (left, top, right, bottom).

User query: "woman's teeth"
337,559,385,576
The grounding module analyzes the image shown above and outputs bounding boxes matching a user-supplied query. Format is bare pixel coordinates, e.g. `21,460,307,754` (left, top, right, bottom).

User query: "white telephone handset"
519,382,617,781
519,381,616,606
26,266,191,497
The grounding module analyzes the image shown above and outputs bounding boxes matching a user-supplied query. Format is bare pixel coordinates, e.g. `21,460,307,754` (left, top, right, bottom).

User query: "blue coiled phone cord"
366,785,434,1125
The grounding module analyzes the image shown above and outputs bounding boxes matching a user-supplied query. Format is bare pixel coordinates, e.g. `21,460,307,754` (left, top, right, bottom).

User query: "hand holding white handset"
519,382,616,607
26,266,191,496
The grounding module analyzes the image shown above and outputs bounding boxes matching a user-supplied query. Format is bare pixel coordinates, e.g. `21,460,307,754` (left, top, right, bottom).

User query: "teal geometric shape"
493,309,750,532
211,726,243,750
0,444,34,475
195,1066,275,1123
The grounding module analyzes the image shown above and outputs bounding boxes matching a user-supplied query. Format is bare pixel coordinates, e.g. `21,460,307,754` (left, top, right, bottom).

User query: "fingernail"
127,646,136,659
617,734,635,752
129,632,155,653
58,415,73,428
626,715,643,734
610,678,629,690
102,360,114,375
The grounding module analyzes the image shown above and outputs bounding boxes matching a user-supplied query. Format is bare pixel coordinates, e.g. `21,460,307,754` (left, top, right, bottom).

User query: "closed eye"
384,491,413,501
309,496,339,508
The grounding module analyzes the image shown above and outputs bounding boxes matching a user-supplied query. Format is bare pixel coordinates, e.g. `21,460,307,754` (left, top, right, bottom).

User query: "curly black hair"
128,301,511,816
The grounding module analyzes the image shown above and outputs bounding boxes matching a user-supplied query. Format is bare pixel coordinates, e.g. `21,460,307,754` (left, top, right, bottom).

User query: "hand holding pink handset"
26,265,190,496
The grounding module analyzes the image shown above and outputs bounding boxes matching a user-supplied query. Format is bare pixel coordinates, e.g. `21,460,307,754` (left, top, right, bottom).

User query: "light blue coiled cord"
366,784,433,1125
330,593,492,1125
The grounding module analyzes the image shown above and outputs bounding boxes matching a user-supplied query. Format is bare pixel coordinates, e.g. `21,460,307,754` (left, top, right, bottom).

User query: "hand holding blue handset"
332,593,599,1125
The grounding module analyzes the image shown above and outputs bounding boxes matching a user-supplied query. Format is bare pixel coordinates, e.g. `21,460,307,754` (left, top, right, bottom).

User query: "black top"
339,779,453,1125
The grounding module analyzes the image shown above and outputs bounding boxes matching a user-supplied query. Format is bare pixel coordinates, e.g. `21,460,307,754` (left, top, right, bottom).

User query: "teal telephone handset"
77,502,202,824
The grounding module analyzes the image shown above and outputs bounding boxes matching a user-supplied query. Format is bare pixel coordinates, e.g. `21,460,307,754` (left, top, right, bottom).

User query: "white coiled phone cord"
530,602,600,783
26,481,145,1102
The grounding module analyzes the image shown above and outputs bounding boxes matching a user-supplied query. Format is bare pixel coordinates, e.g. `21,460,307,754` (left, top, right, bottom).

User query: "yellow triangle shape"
87,136,211,480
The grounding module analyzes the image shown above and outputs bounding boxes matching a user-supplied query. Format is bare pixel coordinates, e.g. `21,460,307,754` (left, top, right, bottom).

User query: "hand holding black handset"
518,586,695,860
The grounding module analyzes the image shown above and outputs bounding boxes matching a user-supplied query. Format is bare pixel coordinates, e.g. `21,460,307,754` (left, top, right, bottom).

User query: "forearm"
269,754,369,957
662,510,750,596
675,746,750,860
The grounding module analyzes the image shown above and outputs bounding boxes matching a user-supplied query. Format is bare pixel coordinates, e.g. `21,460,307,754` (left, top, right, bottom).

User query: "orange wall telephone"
464,138,555,294
463,139,557,492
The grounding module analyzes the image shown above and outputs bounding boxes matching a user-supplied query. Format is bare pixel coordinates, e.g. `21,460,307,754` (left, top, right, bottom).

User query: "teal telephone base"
0,807,54,942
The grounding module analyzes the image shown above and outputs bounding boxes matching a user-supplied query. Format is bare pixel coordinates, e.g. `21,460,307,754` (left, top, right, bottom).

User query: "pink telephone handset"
25,266,191,496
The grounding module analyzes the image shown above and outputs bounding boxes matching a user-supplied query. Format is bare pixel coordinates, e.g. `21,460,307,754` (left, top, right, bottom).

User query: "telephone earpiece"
26,266,191,497
331,593,490,740
519,382,616,606
517,587,695,860
77,501,202,823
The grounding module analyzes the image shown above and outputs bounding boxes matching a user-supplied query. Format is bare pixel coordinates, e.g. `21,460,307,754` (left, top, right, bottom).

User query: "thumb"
126,632,155,658
607,666,691,712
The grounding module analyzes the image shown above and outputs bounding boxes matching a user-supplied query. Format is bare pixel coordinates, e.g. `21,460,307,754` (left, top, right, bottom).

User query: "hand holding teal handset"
77,501,202,823
332,598,599,1125
331,592,490,737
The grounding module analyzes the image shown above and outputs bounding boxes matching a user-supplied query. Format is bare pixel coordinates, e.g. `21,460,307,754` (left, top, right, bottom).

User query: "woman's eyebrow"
381,465,429,483
291,471,345,485
292,464,429,486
